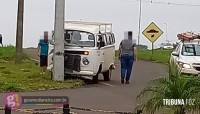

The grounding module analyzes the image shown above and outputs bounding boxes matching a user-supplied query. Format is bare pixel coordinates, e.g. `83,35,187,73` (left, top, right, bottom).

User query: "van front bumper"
65,69,96,76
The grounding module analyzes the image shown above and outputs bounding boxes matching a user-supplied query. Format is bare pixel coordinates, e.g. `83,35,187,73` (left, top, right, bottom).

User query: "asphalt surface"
0,48,167,114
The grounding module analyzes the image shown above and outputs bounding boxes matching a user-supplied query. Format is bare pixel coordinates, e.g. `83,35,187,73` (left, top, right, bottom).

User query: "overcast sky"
0,0,200,49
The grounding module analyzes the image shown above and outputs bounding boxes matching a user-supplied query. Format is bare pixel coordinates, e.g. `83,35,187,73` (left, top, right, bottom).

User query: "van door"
94,35,105,74
101,34,108,72
102,33,115,72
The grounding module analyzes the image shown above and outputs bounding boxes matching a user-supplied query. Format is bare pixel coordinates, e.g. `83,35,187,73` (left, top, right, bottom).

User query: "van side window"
107,38,111,45
109,36,112,45
110,36,113,44
105,34,111,45
110,35,115,44
103,34,108,46
111,33,115,44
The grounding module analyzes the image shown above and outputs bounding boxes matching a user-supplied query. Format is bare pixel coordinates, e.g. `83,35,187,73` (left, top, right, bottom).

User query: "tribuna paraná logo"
163,99,196,106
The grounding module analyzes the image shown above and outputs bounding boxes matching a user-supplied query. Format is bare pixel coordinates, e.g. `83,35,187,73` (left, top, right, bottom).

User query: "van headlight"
82,57,89,65
82,57,90,65
178,62,191,69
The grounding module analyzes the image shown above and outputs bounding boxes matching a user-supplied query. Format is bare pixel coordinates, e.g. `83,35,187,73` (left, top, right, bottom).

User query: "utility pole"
53,0,65,81
137,0,142,47
15,0,24,64
164,23,168,42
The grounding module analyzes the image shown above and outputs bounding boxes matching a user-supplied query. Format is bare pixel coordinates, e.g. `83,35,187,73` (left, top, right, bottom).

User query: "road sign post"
142,22,163,57
152,42,153,55
53,0,65,81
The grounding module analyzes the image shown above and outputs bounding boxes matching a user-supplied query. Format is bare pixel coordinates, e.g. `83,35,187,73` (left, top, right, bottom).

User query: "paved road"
0,48,167,114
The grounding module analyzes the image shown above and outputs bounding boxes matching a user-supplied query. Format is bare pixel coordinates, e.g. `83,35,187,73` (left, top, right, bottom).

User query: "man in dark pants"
118,31,137,84
0,34,3,47
37,32,49,74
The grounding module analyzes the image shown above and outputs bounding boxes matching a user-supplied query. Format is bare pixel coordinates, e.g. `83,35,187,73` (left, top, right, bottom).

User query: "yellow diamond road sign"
142,22,163,43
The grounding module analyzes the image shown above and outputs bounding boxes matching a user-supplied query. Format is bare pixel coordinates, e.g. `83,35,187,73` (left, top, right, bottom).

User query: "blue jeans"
121,55,134,81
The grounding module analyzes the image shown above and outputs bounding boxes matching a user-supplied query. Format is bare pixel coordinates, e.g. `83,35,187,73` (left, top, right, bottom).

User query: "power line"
127,0,200,7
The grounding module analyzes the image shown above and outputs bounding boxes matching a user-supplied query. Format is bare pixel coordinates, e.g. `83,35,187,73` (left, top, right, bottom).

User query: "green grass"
138,49,173,65
115,49,173,65
0,46,84,92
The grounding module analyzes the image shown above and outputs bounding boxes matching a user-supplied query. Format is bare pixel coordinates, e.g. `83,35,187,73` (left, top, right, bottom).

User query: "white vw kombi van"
47,21,116,84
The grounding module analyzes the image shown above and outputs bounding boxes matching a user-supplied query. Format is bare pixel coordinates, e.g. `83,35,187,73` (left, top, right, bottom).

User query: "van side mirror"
172,52,179,57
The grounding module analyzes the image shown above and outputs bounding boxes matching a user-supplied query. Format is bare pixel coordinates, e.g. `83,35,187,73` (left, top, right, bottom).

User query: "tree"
135,65,200,114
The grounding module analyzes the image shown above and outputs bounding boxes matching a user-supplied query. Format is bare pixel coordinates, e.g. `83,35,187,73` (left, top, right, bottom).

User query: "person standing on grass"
0,34,3,47
37,31,49,74
118,31,137,84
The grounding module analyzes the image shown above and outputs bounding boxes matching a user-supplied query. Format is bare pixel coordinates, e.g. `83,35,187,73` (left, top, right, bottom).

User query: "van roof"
65,21,112,34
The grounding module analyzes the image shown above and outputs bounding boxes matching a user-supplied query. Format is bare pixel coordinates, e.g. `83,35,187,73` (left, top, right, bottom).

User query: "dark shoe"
121,77,124,84
125,81,130,84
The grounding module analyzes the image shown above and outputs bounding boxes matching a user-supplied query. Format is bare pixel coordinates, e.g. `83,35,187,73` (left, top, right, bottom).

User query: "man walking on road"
37,31,49,74
118,31,137,84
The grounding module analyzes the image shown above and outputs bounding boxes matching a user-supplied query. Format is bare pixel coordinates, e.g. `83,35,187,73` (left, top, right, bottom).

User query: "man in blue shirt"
37,32,49,74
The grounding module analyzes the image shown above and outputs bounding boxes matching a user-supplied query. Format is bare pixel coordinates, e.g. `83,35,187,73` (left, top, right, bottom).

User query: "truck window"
181,44,200,56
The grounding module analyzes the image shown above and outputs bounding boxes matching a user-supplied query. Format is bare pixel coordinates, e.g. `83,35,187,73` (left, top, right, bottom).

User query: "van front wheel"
92,74,99,84
103,69,112,81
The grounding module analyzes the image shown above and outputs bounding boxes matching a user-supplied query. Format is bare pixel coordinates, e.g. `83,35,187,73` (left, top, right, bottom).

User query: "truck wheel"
103,69,112,81
92,74,99,84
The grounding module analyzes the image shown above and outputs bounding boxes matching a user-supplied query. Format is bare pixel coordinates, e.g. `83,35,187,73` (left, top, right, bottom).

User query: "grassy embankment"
115,49,173,65
0,46,84,92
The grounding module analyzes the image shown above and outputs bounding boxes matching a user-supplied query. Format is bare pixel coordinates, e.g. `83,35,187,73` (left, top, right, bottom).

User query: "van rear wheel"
103,69,112,81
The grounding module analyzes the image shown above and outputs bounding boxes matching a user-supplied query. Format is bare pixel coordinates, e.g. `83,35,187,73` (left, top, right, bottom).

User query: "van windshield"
64,30,95,47
182,44,200,56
